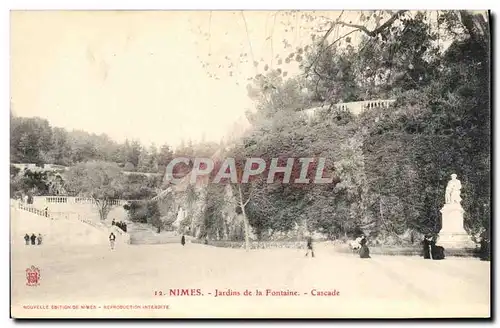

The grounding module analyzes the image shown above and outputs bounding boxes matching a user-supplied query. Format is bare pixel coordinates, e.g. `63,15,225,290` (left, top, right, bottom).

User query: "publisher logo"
26,265,41,286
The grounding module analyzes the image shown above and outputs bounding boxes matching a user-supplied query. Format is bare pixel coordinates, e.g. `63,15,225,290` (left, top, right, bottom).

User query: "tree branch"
208,11,212,55
243,185,255,207
270,12,278,68
317,11,344,47
306,28,361,76
337,10,407,37
305,11,407,78
241,11,257,74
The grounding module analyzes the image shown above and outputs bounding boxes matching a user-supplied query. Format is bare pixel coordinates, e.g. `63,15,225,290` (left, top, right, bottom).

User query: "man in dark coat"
30,233,36,245
181,235,186,246
109,232,116,250
305,235,315,258
359,235,371,259
422,235,434,259
24,234,30,245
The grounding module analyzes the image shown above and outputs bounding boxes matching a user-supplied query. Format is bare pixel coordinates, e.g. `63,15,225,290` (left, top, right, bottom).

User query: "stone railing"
11,163,162,177
40,196,140,207
45,196,69,204
335,99,395,113
12,199,131,244
11,163,68,172
16,201,53,219
123,171,162,177
303,99,396,118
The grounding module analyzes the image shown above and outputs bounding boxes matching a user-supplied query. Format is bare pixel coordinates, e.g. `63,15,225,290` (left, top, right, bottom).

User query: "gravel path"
11,242,490,318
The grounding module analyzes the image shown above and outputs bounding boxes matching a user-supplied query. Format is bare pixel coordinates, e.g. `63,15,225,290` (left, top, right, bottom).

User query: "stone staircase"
13,199,189,245
12,199,131,244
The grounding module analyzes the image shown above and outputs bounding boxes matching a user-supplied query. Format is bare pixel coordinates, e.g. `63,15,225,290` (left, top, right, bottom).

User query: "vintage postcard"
10,10,491,319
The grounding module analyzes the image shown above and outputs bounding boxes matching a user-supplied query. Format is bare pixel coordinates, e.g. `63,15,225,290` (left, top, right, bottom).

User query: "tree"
127,140,142,169
157,143,174,174
146,201,162,232
227,10,490,245
65,161,126,220
10,168,51,197
147,144,159,172
121,173,158,200
49,128,71,165
137,147,150,172
10,116,53,164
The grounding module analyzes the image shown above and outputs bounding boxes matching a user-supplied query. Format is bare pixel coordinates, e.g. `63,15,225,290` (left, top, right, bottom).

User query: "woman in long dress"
359,235,371,259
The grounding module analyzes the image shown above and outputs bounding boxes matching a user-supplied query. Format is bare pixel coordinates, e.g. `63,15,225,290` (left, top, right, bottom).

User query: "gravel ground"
11,240,490,318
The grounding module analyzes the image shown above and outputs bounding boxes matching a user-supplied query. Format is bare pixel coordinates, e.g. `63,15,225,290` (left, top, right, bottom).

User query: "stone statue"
177,207,185,221
439,173,475,249
445,174,462,204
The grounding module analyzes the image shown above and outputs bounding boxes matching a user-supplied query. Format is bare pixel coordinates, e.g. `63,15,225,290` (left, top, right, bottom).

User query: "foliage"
121,173,161,200
124,200,161,230
65,161,127,220
10,168,50,197
10,115,178,174
218,10,491,243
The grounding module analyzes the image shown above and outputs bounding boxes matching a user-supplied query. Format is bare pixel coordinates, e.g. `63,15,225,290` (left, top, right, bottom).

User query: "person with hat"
109,232,116,250
359,235,371,259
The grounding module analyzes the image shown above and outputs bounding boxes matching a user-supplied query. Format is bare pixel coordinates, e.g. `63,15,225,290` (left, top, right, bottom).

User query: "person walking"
359,235,371,259
181,235,186,246
109,232,116,250
305,234,315,258
30,233,36,245
24,234,30,245
37,233,43,245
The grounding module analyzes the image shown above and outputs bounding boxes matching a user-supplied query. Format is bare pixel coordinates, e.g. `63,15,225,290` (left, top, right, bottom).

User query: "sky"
11,11,365,147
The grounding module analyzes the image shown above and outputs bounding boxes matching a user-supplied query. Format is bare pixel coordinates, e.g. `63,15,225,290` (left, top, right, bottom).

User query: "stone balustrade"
39,196,140,206
11,163,161,177
302,99,396,118
16,201,52,219
335,99,396,115
12,198,131,244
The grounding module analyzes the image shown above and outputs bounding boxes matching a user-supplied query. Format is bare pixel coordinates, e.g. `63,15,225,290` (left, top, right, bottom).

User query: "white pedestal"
438,204,476,249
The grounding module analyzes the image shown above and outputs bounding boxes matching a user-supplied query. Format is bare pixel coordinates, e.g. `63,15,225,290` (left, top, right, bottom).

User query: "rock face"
157,143,256,241
171,184,253,241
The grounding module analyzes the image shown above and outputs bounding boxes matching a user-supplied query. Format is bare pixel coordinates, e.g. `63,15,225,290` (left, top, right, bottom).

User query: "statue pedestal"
438,203,476,249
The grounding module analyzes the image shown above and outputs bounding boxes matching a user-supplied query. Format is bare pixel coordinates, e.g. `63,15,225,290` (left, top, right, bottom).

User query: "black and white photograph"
8,9,491,319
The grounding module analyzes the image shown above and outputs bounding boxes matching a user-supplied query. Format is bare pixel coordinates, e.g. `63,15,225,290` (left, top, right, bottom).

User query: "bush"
191,239,306,250
124,200,162,229
124,200,148,223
